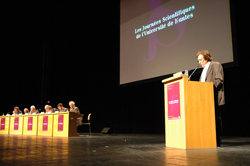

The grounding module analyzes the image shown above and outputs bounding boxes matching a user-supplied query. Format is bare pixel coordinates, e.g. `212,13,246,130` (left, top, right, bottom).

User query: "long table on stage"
38,113,53,136
9,115,24,135
0,112,83,137
0,116,10,134
23,114,39,135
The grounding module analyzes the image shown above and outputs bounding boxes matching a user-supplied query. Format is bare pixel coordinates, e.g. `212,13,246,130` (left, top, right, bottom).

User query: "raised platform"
0,133,249,165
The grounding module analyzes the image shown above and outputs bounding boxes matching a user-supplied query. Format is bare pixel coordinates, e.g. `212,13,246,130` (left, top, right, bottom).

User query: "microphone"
188,66,199,81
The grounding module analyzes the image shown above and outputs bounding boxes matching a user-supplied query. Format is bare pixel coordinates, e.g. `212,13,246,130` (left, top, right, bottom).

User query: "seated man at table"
30,105,39,114
46,105,54,113
23,108,29,114
12,106,22,115
57,103,68,112
69,101,82,126
44,105,50,112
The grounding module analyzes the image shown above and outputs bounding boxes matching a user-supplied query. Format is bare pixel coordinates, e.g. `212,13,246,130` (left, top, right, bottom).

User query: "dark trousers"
215,105,223,147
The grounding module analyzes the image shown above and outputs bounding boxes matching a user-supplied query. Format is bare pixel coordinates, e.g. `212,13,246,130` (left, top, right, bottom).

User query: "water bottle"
184,70,188,75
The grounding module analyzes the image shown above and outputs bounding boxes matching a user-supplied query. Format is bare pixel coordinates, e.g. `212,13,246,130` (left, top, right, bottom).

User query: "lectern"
162,74,216,149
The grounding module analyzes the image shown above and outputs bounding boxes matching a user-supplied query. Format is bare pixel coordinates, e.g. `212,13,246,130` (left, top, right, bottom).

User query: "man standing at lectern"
196,50,225,147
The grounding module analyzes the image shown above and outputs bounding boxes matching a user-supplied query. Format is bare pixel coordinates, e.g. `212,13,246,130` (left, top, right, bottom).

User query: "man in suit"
12,106,22,115
23,108,29,114
45,105,54,113
57,103,68,112
69,101,82,126
30,105,39,114
196,50,225,147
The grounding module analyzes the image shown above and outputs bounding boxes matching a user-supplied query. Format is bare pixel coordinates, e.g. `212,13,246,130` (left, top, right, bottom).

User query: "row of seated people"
12,101,80,115
11,101,82,126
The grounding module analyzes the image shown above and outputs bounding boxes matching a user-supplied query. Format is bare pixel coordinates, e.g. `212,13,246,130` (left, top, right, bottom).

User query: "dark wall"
1,1,249,136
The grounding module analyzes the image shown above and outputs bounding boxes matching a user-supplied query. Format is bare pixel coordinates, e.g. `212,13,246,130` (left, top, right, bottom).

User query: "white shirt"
200,62,211,82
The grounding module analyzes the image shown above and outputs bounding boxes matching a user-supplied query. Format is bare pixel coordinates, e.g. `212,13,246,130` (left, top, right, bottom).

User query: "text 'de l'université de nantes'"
134,5,195,39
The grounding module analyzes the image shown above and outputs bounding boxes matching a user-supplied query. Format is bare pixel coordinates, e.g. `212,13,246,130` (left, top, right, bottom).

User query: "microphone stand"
188,66,199,81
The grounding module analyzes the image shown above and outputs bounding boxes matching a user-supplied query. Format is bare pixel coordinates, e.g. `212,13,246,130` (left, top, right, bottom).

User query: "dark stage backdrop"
0,1,250,136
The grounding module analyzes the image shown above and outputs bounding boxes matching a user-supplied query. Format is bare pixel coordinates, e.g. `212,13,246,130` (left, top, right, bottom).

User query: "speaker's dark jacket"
200,61,225,106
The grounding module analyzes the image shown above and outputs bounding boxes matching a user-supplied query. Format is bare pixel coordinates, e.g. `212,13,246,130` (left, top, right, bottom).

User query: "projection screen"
120,0,234,85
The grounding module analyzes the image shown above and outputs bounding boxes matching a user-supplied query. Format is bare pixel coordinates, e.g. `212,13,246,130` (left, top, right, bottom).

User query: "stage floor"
0,133,250,165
